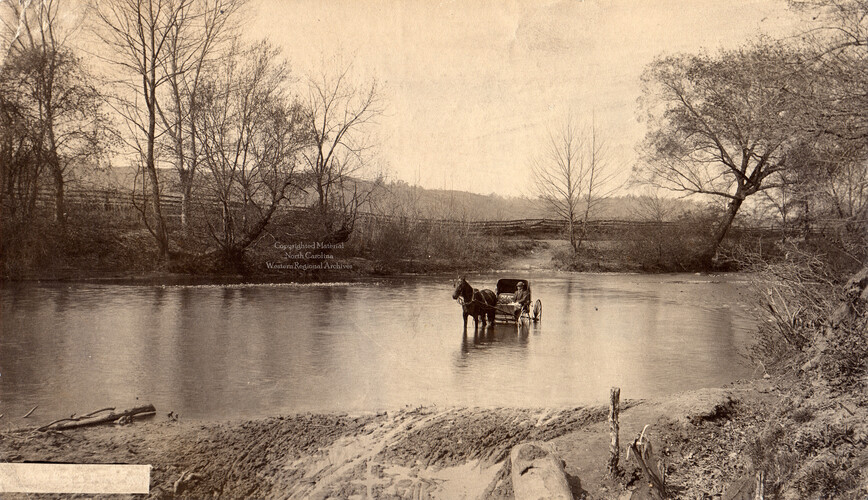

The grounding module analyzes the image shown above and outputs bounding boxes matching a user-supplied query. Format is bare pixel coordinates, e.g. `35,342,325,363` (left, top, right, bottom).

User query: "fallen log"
37,407,116,431
38,405,156,432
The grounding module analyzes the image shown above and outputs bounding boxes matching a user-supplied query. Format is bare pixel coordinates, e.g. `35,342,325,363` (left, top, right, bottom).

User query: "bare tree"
790,0,868,261
157,0,245,231
93,0,194,259
303,63,383,243
192,41,310,267
532,117,617,251
790,0,868,143
629,188,681,224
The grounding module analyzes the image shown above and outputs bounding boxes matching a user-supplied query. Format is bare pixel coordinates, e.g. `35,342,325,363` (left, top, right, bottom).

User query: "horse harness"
458,289,515,315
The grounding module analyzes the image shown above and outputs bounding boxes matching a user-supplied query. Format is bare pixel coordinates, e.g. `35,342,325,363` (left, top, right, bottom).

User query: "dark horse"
452,276,497,329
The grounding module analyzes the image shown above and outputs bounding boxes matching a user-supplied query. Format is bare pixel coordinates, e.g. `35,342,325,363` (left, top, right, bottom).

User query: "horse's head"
452,276,470,301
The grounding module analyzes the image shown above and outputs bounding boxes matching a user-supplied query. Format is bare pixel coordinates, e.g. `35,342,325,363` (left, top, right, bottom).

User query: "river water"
0,273,757,422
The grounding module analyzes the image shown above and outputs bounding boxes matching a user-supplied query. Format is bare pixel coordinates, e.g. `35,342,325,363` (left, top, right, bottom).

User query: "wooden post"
754,470,765,500
608,386,620,476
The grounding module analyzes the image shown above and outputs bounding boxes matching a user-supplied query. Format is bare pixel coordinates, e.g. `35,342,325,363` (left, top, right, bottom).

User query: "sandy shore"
0,379,796,499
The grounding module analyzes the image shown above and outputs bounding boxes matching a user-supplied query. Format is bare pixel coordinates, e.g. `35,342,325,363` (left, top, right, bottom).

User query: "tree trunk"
182,103,200,234
179,169,191,232
147,88,169,259
576,220,588,250
317,182,332,233
180,186,189,229
53,166,65,225
568,217,577,252
711,197,744,256
46,105,64,226
146,28,168,260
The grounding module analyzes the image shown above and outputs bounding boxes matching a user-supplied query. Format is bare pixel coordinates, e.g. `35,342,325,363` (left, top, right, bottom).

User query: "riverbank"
1,221,732,283
0,249,544,285
0,380,751,498
0,236,546,283
4,374,866,499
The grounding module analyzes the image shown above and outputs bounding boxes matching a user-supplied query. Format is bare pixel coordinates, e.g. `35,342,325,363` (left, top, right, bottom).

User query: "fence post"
754,470,765,500
608,386,620,476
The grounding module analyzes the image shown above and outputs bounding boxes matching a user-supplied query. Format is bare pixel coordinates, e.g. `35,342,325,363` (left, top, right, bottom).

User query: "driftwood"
37,405,156,432
755,471,764,500
37,407,116,431
22,405,38,418
627,426,667,499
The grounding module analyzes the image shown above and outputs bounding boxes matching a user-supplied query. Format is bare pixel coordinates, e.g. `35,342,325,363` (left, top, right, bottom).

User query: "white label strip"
0,464,150,494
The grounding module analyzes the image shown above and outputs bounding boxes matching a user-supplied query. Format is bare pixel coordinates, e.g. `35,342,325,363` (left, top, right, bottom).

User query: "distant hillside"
73,165,701,222
368,179,702,221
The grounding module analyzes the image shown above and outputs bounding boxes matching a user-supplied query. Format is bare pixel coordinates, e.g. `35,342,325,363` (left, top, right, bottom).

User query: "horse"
452,276,497,329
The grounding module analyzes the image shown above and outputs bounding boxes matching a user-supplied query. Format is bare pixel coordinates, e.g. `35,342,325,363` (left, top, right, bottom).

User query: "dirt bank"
499,239,571,272
6,378,845,499
1,406,607,499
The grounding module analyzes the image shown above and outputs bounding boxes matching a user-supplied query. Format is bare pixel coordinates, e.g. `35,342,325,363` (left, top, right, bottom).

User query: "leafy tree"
0,52,44,222
770,1,868,264
0,0,104,225
791,0,867,144
637,44,808,258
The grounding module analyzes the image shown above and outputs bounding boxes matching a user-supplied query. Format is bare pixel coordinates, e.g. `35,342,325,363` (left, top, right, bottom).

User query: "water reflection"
0,274,756,421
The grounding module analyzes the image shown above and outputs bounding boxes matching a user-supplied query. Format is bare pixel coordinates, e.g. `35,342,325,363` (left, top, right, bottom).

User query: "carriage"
493,278,542,323
452,276,543,328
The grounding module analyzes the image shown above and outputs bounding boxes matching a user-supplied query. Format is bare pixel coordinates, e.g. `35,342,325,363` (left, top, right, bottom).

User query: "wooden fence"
30,188,847,238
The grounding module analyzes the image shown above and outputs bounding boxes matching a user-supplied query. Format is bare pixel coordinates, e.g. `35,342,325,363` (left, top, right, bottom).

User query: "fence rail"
25,188,858,236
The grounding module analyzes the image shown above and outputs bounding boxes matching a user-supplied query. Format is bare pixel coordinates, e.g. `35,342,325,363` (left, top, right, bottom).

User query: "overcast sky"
255,1,805,196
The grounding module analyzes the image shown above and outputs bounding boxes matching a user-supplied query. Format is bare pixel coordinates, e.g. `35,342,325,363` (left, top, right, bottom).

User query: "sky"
248,0,810,197
0,0,810,196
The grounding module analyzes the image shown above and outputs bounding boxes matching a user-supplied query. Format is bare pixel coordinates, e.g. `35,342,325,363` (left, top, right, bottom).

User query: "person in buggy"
511,281,531,320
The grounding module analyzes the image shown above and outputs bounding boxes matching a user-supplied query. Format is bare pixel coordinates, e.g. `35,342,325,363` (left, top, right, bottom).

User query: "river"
0,273,757,422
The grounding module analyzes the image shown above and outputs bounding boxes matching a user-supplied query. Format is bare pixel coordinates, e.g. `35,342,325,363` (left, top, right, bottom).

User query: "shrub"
816,315,868,392
746,248,842,371
607,210,720,272
790,407,814,424
797,456,858,499
1,207,153,279
344,218,523,273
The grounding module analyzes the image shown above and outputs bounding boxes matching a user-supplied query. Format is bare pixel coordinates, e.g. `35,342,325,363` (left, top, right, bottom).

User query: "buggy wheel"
533,299,542,321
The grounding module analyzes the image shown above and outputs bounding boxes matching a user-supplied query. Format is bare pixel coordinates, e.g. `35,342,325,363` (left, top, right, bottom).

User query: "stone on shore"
510,441,573,500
